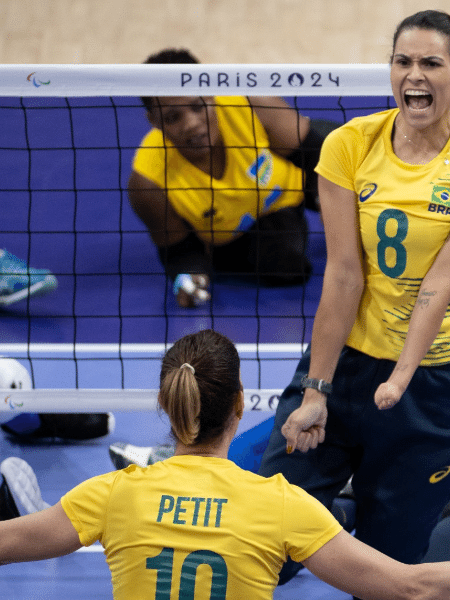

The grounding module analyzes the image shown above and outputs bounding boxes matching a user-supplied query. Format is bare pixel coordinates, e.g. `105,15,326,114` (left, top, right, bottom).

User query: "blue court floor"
0,95,363,598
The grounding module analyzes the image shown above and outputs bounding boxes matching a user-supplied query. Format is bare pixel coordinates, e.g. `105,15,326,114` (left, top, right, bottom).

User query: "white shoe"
0,457,50,515
109,442,174,469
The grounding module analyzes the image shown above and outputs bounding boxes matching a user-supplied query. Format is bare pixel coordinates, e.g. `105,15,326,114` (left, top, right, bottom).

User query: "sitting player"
129,49,338,307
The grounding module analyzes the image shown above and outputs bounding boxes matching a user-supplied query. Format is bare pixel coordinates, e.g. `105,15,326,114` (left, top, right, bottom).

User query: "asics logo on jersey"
429,466,450,484
359,183,378,202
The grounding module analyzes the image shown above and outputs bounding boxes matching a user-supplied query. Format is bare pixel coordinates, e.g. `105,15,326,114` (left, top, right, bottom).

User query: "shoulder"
133,128,172,182
248,472,340,525
64,465,146,498
61,470,124,517
320,109,397,170
237,468,308,500
327,109,397,146
137,126,164,145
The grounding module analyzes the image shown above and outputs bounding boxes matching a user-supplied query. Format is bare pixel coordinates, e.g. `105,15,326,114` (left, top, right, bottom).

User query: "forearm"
340,559,450,600
387,278,450,391
280,262,361,451
304,530,450,600
157,232,210,280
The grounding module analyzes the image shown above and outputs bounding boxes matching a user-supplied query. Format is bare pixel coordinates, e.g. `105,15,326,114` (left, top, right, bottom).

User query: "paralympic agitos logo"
3,395,23,409
27,72,51,87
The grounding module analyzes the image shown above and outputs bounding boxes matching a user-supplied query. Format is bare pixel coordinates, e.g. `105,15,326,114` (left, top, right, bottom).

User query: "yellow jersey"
316,108,450,365
61,455,341,600
132,96,304,245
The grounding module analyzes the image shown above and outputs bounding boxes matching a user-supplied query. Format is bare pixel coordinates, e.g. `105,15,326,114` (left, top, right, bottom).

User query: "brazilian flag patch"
432,184,450,207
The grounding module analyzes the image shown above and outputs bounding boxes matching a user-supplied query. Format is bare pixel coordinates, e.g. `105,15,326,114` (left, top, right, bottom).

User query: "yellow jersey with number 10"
132,96,304,245
316,109,450,365
61,456,341,600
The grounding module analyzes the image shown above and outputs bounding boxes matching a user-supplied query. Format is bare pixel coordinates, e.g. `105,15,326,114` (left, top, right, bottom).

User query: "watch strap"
301,375,332,395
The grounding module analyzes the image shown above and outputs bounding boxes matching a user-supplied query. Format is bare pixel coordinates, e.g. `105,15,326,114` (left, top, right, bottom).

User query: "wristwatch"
301,375,333,395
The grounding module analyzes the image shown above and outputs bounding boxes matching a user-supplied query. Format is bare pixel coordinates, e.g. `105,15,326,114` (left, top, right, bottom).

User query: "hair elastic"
180,363,195,374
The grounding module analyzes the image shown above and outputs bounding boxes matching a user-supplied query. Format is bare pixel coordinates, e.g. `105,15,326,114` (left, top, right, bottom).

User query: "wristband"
173,274,196,296
301,375,332,395
173,274,209,306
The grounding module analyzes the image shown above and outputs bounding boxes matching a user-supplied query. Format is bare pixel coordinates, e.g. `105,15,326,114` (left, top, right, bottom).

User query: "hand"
374,382,404,410
281,393,328,454
173,274,210,308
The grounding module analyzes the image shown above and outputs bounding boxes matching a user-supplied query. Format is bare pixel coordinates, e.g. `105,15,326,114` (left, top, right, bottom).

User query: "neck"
186,140,225,179
174,417,239,460
174,438,230,459
393,114,450,164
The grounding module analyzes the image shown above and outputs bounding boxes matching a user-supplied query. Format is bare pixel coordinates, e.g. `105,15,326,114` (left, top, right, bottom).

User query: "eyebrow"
393,53,444,61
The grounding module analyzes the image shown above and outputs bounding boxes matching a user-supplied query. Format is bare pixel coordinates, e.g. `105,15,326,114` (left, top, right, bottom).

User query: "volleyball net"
0,64,394,412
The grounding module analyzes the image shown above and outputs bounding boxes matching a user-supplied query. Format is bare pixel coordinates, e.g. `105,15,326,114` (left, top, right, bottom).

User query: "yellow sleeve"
61,470,118,547
132,128,165,183
315,122,363,192
281,480,343,563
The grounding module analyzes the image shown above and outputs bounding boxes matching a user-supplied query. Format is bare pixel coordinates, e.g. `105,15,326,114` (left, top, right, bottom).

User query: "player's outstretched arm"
248,96,311,154
0,501,82,565
128,171,210,307
303,529,450,600
282,176,364,453
128,170,189,248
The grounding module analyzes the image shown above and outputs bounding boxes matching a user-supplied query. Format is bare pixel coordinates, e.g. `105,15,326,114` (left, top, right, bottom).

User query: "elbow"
325,264,364,299
127,187,145,218
341,273,364,297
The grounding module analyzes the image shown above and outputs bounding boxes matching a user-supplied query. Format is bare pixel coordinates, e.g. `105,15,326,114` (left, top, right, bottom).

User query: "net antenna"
0,64,393,412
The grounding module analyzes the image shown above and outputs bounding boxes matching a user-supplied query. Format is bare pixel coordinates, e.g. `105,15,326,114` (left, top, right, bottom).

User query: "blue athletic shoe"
0,249,58,306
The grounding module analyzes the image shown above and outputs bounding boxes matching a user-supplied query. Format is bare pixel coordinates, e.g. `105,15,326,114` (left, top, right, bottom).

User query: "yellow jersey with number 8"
316,109,450,365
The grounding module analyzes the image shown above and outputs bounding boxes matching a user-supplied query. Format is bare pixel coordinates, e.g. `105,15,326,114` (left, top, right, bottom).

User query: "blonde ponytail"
159,365,200,445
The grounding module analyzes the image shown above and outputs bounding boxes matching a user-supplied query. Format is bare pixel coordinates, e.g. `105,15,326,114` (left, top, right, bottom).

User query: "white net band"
0,64,392,96
0,389,281,413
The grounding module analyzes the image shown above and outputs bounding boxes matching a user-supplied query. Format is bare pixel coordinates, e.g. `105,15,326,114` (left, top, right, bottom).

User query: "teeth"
405,90,430,96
